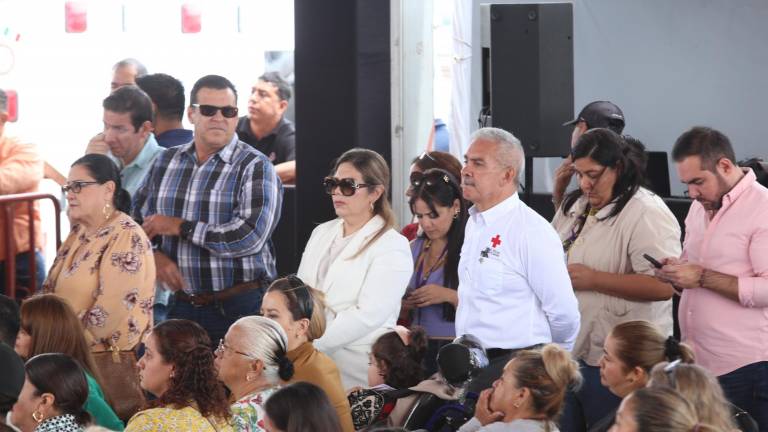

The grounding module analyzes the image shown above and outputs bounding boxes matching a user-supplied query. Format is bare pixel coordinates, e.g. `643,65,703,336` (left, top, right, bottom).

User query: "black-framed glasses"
663,358,682,388
285,275,314,320
192,104,239,118
323,177,376,196
62,181,100,194
216,339,254,358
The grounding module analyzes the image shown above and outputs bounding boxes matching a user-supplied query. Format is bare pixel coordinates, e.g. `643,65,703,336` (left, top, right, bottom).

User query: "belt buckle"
188,294,204,308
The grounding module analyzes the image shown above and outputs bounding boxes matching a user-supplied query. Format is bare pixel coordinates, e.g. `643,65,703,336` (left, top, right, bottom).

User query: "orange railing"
0,192,62,299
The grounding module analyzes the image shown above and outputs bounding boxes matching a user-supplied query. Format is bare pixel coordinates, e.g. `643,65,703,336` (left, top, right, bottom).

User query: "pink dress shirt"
679,169,768,376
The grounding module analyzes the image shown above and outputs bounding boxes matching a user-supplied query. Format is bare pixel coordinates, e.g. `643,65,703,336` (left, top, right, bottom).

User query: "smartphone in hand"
643,253,664,269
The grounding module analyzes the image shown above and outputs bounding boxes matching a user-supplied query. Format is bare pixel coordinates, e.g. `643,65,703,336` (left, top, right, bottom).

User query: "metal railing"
0,192,62,299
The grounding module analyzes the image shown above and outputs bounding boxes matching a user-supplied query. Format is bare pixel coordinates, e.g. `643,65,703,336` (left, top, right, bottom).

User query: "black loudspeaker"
487,4,574,157
645,151,671,197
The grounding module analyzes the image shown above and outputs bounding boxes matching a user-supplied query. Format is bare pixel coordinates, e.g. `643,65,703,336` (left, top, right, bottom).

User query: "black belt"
487,344,544,360
174,281,261,307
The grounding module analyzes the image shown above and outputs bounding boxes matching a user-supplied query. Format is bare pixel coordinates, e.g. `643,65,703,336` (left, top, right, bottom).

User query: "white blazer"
297,215,413,354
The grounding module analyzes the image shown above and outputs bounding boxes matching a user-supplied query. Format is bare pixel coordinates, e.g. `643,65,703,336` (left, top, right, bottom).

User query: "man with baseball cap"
552,101,626,209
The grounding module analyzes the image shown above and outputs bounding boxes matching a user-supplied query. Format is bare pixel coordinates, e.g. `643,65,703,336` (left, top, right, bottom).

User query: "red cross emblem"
491,234,501,248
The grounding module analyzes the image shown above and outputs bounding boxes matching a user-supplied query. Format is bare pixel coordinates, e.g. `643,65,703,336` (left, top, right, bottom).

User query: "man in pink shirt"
657,126,768,429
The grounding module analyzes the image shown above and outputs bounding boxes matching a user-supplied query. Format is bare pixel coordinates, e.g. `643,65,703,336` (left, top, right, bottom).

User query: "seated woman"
216,316,294,431
126,319,232,431
42,154,154,353
550,130,682,431
11,353,91,432
402,168,467,374
347,326,427,430
458,344,582,432
612,387,720,432
296,148,413,388
402,151,463,241
260,276,354,431
591,320,695,432
263,382,342,432
649,361,754,432
14,294,123,430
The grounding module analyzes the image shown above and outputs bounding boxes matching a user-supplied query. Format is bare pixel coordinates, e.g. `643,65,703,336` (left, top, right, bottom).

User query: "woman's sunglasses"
323,177,376,197
192,104,239,118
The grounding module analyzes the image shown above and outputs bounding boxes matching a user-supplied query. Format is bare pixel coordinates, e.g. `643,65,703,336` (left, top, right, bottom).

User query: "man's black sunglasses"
323,177,376,197
192,104,239,118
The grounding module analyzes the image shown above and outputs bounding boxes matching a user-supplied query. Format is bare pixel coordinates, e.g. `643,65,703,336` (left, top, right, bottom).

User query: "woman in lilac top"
402,168,468,373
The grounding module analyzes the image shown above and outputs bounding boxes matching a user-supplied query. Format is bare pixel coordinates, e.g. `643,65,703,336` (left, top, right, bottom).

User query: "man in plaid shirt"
133,75,282,342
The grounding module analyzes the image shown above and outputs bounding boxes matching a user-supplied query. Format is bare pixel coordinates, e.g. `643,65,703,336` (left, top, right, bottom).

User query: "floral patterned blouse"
231,387,279,432
43,212,155,351
125,406,233,432
35,414,83,432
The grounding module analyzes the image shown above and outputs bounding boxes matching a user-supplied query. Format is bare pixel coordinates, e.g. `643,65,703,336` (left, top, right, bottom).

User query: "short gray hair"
469,127,525,185
231,316,289,385
113,58,148,77
0,89,7,113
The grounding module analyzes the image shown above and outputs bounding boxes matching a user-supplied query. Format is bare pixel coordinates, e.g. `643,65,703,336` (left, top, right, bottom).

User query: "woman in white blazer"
297,148,413,389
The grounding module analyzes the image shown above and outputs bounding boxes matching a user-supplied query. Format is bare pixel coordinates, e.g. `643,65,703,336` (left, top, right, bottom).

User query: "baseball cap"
563,100,626,132
0,342,25,403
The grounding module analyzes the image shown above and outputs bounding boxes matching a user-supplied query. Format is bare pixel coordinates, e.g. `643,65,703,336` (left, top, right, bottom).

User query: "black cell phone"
643,253,663,269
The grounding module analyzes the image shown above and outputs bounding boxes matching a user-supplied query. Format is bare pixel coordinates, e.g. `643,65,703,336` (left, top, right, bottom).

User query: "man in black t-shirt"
236,72,295,184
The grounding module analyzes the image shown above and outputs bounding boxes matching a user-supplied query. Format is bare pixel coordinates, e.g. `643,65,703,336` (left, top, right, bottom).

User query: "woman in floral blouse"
215,316,295,431
127,319,232,431
43,154,154,352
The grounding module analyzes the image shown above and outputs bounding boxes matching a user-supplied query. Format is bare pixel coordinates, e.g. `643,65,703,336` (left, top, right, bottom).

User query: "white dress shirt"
456,193,580,350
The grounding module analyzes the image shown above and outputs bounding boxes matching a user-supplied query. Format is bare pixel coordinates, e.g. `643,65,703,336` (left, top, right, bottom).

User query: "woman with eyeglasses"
215,316,294,432
550,130,682,432
42,154,154,354
401,168,467,374
260,276,355,432
296,148,413,389
649,361,755,432
590,320,695,432
402,151,463,241
127,319,232,431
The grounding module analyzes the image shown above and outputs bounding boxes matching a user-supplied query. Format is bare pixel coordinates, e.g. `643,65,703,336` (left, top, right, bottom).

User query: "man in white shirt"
457,127,580,391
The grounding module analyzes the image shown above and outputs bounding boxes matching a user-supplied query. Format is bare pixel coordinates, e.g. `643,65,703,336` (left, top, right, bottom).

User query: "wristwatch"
179,220,195,240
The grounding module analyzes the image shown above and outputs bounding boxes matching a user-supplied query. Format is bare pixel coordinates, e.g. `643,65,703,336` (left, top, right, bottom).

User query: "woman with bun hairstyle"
10,353,92,432
348,326,428,430
591,320,695,432
42,154,155,353
260,276,354,431
215,316,294,432
127,319,232,431
459,344,582,432
611,387,721,432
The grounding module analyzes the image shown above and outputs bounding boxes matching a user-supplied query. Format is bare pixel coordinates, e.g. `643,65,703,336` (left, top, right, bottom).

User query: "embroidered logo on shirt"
491,234,501,248
478,236,502,263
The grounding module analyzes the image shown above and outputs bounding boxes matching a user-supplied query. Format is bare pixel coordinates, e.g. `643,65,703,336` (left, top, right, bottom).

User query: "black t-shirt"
236,116,296,164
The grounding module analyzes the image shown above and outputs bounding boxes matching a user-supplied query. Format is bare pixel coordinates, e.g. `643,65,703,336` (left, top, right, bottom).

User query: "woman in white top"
297,148,413,389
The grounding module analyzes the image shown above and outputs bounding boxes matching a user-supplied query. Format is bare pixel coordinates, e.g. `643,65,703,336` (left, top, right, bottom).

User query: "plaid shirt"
133,136,282,293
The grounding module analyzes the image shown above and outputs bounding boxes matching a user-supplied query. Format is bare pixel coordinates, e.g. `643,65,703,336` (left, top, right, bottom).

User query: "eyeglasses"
62,181,100,194
664,358,682,388
216,339,253,358
323,177,376,196
192,104,239,118
410,171,452,189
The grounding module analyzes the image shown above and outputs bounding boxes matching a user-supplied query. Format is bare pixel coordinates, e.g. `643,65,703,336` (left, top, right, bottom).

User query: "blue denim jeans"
0,251,46,296
559,361,622,432
718,361,768,431
166,288,265,346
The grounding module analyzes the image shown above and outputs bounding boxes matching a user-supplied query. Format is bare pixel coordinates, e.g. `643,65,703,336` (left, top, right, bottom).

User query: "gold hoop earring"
103,202,113,220
32,411,44,423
